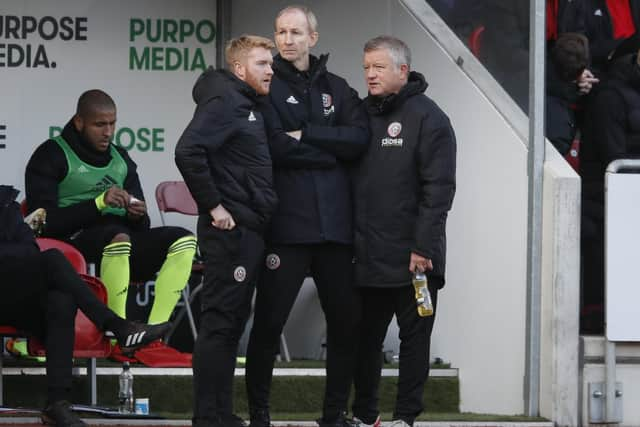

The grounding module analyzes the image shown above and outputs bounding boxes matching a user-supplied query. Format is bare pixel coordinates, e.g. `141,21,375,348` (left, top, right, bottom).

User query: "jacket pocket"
245,167,278,214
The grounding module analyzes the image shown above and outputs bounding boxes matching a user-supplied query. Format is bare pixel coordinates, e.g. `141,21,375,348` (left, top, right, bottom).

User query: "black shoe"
192,417,216,427
41,401,86,427
112,321,172,352
318,413,355,427
218,414,248,427
249,408,272,427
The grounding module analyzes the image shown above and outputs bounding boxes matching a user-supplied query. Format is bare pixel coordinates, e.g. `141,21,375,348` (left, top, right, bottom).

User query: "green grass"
2,375,459,414
270,360,451,369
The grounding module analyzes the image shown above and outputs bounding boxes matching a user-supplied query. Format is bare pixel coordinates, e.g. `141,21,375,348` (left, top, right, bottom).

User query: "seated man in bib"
25,89,196,365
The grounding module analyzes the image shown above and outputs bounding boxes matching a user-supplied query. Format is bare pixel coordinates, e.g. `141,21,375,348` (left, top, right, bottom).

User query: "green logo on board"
49,126,166,152
128,18,215,72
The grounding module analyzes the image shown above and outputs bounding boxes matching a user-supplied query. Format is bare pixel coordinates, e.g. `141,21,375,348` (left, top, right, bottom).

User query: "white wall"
232,0,529,415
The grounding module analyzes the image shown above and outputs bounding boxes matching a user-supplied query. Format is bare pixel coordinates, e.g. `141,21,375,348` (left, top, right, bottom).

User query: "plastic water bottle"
412,271,433,317
118,361,134,413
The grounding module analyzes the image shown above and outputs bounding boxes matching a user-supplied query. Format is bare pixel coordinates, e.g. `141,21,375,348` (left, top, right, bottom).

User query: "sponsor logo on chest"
381,121,403,147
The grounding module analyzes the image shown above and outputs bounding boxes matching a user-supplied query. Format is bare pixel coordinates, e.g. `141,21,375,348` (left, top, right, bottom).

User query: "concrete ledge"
582,335,640,360
0,367,458,377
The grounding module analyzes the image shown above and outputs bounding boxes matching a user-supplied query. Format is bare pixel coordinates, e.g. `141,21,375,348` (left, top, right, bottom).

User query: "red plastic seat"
36,237,87,275
27,274,110,358
0,326,19,336
30,239,106,356
155,181,201,343
469,25,485,58
156,180,199,217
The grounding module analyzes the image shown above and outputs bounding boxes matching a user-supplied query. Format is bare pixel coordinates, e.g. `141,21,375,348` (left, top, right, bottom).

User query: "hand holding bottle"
409,252,432,273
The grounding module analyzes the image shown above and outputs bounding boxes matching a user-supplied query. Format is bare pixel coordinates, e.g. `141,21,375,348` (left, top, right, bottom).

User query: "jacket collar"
273,53,328,84
365,71,429,115
60,120,113,167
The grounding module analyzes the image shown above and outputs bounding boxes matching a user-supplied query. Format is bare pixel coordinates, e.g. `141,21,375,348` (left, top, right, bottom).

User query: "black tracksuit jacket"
353,72,456,289
260,54,369,244
175,68,278,233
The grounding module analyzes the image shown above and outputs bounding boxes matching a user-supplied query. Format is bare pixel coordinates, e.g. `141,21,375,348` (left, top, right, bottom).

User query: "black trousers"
70,224,191,281
192,221,265,423
245,243,361,420
0,249,116,404
352,281,440,426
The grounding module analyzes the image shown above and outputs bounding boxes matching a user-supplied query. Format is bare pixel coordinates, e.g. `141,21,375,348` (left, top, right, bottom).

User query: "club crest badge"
266,253,281,270
387,122,402,137
234,266,247,283
322,93,332,108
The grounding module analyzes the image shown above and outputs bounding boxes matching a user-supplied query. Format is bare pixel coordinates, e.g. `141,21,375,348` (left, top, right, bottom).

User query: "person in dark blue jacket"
0,185,170,427
175,35,278,427
351,36,456,427
245,5,369,427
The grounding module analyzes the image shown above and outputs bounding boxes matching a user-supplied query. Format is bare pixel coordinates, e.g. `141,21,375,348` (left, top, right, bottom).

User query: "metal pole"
605,340,617,421
87,358,97,405
216,0,232,69
604,165,615,423
524,0,546,416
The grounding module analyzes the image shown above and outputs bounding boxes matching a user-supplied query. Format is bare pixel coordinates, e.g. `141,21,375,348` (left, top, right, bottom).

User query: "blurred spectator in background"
546,33,598,156
478,0,587,112
585,0,640,76
547,0,587,44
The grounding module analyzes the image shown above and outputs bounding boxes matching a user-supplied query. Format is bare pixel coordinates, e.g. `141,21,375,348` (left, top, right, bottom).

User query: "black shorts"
69,225,192,281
